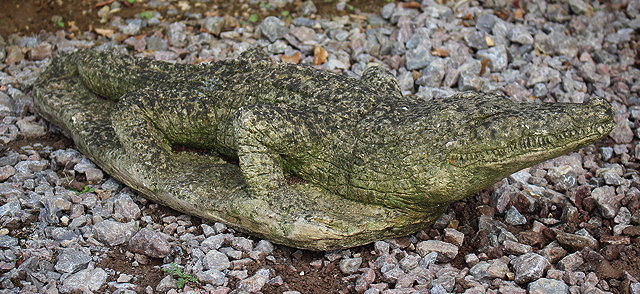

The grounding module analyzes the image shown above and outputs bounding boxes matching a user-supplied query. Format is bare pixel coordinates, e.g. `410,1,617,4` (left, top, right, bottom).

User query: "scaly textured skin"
32,48,615,250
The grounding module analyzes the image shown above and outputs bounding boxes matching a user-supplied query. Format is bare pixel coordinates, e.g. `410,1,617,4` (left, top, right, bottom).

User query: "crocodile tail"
74,49,200,102
32,50,118,144
32,50,84,130
33,50,81,89
74,49,142,101
32,50,128,192
33,48,124,92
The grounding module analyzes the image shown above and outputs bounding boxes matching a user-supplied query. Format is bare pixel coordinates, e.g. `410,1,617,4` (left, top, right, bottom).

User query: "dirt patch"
4,132,72,153
96,246,165,293
0,0,392,36
0,0,95,36
602,242,640,294
259,246,363,293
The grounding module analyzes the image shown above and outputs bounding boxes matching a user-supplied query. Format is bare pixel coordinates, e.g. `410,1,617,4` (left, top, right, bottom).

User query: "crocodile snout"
562,97,615,143
446,96,615,170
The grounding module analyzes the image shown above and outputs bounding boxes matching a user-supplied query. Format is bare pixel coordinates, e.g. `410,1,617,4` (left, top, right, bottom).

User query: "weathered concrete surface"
32,49,614,250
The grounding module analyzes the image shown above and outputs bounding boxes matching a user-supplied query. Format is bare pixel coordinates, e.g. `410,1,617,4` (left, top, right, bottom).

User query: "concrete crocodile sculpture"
32,48,615,250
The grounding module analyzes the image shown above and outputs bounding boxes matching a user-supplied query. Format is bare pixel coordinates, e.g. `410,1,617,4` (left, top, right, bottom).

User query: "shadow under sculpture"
32,48,615,250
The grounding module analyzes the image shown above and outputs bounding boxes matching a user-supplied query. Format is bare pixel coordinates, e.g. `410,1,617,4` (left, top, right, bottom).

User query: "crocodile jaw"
447,119,613,169
446,97,615,172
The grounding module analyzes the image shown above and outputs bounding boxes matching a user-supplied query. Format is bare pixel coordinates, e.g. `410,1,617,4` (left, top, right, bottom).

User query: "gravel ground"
1,0,639,293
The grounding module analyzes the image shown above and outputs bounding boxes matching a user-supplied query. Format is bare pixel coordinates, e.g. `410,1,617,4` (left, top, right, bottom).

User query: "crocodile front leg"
233,104,319,196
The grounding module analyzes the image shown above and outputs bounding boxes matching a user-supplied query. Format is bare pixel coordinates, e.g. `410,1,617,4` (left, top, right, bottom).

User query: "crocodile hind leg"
108,82,243,188
110,90,174,177
109,83,220,170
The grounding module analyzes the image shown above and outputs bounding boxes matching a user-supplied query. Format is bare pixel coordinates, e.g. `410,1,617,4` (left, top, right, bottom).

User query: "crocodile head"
445,94,613,166
356,92,616,210
413,92,615,205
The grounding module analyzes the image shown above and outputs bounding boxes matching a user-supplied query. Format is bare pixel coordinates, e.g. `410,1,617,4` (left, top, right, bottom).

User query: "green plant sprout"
259,2,273,9
67,186,95,195
162,263,198,289
140,11,154,19
51,16,65,28
127,0,136,4
249,14,259,23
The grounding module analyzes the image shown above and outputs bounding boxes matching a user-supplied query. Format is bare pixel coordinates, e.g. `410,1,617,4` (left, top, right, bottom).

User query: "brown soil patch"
0,0,392,36
259,246,368,293
4,132,72,153
0,0,95,36
602,242,640,294
96,246,165,293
